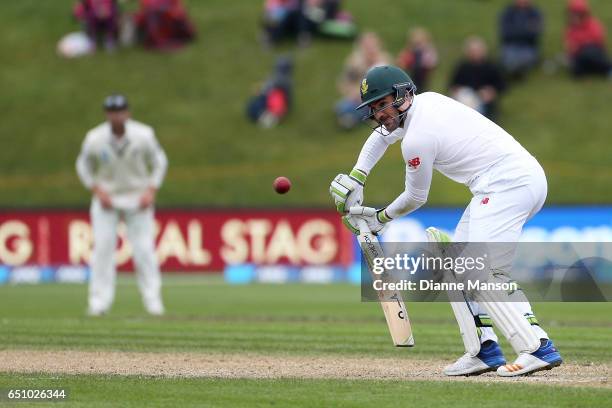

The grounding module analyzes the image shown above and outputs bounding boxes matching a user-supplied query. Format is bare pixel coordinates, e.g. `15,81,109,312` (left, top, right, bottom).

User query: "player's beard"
378,109,405,133
382,116,400,132
369,105,409,136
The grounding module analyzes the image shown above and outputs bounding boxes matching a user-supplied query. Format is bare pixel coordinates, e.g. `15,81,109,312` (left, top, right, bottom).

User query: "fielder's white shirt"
76,119,168,210
355,92,541,219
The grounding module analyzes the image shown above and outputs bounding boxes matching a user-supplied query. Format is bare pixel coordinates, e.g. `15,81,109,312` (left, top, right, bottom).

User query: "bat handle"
355,217,370,234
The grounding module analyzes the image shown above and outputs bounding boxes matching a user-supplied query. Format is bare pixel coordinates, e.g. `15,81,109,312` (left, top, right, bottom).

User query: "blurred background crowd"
1,0,610,210
248,0,611,127
60,0,196,54
58,0,611,131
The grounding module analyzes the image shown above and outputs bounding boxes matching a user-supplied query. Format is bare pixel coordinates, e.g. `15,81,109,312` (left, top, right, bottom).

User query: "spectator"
565,0,611,78
499,0,543,79
335,32,391,129
303,0,356,41
449,36,506,121
134,0,196,50
261,0,355,48
261,0,308,47
396,27,438,91
307,0,340,22
246,56,294,128
73,0,120,51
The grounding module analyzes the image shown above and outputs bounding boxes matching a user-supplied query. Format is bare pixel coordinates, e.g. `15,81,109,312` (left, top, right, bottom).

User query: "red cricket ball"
273,176,291,194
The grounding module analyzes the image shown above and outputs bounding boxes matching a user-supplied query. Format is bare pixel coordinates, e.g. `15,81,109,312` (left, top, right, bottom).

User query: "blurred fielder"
76,94,168,316
330,65,562,377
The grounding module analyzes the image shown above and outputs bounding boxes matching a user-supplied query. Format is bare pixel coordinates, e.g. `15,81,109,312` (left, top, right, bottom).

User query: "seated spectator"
499,0,543,79
307,0,340,22
449,37,506,121
73,0,120,51
261,0,307,47
262,0,355,48
396,27,438,91
303,0,356,41
565,0,611,78
134,0,196,50
335,32,391,130
246,57,294,128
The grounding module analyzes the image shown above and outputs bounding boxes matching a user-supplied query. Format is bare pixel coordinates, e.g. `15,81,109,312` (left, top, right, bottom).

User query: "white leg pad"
450,300,481,357
476,294,540,354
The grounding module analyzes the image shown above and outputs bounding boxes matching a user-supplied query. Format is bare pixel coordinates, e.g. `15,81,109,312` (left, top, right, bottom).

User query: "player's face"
369,95,400,132
105,110,129,127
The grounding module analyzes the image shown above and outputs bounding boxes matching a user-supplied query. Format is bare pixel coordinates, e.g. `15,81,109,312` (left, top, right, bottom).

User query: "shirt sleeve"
385,133,437,219
499,7,514,42
592,19,606,44
449,63,465,88
354,130,403,175
146,130,168,189
75,134,96,190
488,63,506,93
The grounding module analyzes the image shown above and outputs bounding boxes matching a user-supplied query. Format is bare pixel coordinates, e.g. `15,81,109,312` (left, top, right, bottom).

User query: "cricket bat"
356,218,414,347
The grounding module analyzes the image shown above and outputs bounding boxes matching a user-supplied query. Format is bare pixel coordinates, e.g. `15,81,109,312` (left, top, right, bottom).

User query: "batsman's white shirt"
76,119,168,210
355,91,545,227
354,92,550,352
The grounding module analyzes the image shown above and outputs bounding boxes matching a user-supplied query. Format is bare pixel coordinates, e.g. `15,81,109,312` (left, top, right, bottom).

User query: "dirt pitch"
0,350,609,388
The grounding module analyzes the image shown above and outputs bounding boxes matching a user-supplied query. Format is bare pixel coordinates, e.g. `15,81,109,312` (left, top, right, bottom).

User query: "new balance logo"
407,157,420,169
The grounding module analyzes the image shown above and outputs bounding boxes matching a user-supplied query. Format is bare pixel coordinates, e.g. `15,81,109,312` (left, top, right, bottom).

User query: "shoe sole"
499,360,563,377
463,365,502,377
519,360,563,376
445,364,502,377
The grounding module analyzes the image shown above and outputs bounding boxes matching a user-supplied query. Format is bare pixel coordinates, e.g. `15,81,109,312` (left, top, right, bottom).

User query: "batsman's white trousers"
88,199,163,313
452,156,549,355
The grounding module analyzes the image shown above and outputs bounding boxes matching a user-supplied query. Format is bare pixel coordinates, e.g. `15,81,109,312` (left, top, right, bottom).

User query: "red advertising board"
0,209,353,272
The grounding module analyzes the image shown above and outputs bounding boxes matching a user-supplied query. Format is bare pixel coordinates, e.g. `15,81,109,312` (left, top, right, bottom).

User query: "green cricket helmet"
356,65,416,111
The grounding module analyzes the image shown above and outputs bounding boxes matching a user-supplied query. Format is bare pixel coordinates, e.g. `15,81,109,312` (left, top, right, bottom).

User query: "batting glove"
342,205,393,236
329,169,367,214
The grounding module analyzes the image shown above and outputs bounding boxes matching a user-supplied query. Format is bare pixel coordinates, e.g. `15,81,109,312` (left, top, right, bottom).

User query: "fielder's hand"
139,187,157,209
342,205,392,236
93,185,113,209
329,169,367,213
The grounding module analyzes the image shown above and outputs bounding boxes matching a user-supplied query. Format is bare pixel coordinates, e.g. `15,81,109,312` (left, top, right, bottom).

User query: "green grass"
1,374,611,408
0,1,611,207
0,278,610,362
0,277,611,406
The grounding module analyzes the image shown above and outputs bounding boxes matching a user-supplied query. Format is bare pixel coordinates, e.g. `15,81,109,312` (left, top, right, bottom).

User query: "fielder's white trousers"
453,156,549,352
88,199,163,314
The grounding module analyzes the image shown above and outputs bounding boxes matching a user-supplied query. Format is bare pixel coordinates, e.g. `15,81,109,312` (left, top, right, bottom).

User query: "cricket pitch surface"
0,350,609,388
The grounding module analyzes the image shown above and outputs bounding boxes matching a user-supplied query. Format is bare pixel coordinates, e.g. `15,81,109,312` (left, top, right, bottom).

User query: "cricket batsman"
330,65,563,377
76,94,168,316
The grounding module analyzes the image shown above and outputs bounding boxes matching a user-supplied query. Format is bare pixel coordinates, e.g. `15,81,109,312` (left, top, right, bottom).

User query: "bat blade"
356,218,414,347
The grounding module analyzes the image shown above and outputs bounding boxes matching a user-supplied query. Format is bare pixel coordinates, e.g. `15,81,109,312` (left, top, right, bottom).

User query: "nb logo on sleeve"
407,157,420,170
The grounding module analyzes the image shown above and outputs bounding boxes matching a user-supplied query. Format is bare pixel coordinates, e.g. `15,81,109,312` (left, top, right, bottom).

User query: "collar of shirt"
111,134,129,149
107,121,131,154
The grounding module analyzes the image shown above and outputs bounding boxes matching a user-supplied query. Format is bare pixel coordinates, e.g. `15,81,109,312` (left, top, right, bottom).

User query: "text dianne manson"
372,280,519,292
